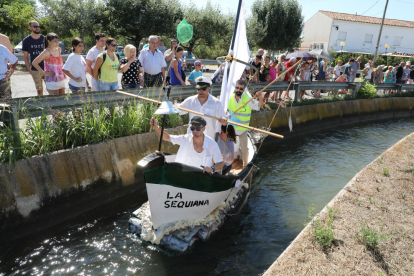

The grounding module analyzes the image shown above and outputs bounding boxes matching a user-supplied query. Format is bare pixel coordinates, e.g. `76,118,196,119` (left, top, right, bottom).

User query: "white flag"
219,0,250,117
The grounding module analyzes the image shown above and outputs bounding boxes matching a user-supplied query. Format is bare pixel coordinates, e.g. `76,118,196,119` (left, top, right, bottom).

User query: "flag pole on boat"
115,90,284,139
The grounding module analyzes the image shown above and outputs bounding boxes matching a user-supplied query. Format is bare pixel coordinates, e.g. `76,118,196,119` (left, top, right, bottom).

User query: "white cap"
290,57,297,62
195,76,212,85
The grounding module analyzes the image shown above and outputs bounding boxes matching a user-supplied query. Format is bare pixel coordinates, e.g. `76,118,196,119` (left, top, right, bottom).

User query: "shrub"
357,81,377,99
357,222,391,251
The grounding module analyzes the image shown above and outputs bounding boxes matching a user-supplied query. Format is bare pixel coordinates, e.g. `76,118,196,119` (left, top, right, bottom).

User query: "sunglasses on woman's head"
190,125,203,131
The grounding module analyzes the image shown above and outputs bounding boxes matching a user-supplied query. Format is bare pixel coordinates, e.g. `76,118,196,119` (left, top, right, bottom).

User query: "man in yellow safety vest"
228,79,263,167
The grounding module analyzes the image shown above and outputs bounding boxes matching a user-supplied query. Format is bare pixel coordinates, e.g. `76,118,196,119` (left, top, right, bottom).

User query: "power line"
370,9,385,16
362,0,380,15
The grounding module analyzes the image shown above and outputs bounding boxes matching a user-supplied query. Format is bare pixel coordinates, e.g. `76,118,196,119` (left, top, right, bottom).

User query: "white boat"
128,130,263,253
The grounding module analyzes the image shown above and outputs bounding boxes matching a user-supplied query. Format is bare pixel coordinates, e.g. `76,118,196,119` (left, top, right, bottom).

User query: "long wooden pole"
233,58,302,114
116,90,284,139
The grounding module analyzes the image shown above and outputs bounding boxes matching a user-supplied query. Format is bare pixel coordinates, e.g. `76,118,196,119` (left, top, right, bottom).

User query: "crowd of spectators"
2,20,414,101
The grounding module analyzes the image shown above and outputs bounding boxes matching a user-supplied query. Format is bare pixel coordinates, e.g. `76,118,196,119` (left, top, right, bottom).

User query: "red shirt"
284,61,294,81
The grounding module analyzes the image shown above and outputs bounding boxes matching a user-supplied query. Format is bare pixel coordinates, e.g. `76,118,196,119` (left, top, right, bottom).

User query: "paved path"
10,68,217,99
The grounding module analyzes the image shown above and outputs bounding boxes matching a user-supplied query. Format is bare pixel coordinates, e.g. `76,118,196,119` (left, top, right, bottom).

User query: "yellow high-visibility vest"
228,93,252,131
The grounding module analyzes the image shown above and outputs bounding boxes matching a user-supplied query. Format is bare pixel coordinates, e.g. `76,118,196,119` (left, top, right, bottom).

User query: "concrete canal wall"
1,97,413,244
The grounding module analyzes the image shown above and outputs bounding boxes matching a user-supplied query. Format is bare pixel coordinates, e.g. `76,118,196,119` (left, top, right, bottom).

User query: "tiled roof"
319,10,414,28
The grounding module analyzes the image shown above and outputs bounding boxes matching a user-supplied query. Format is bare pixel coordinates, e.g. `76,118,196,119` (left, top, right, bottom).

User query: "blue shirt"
22,34,44,70
189,70,202,83
350,61,359,77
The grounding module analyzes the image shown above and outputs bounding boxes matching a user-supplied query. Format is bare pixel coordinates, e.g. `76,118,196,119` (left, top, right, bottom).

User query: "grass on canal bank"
0,100,188,164
264,132,414,276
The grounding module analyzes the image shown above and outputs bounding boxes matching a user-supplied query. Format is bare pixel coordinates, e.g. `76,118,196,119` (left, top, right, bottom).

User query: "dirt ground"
264,132,414,276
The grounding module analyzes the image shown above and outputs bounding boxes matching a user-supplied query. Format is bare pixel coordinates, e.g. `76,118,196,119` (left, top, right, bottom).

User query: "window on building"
338,32,347,41
364,34,373,43
393,37,403,46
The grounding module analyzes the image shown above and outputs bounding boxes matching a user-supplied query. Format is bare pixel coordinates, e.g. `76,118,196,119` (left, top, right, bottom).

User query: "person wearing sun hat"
177,76,228,139
150,115,224,173
188,60,203,85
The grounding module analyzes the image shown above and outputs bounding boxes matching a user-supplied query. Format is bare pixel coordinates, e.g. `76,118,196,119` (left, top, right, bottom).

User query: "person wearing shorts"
32,33,67,95
63,37,87,93
22,20,45,95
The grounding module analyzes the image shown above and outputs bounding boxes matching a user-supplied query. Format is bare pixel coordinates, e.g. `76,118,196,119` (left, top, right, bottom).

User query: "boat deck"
228,159,243,175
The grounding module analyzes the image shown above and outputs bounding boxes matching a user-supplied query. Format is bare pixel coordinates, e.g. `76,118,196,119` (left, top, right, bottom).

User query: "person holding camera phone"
164,39,178,84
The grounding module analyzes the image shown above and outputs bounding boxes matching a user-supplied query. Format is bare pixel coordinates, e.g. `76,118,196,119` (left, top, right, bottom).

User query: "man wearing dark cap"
178,76,227,139
150,115,224,174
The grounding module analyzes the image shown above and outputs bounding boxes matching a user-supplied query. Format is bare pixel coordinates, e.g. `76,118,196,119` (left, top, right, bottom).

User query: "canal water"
1,117,414,276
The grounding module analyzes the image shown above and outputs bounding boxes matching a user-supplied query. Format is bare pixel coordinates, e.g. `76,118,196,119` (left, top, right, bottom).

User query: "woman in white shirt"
62,37,87,92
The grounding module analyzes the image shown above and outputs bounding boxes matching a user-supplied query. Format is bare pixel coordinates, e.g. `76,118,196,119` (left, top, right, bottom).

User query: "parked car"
14,41,23,53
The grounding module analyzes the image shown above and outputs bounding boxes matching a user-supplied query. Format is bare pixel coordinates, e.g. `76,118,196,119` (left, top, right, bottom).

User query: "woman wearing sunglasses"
217,125,237,175
93,38,120,91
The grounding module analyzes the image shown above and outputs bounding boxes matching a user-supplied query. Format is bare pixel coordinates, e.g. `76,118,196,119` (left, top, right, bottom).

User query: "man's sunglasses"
197,87,208,91
190,125,204,131
235,86,244,91
32,26,41,28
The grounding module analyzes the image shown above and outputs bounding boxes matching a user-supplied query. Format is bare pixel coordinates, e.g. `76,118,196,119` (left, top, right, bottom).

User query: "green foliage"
377,156,382,164
39,0,104,44
179,1,233,55
357,81,377,99
250,0,304,52
102,0,183,46
357,222,391,251
305,202,337,248
0,99,188,163
382,168,389,176
0,1,35,40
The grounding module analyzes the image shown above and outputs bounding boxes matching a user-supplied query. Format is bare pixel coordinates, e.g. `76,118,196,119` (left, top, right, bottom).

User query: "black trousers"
144,72,163,87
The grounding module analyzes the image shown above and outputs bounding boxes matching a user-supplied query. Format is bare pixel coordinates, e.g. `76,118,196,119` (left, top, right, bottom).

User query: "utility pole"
373,0,390,63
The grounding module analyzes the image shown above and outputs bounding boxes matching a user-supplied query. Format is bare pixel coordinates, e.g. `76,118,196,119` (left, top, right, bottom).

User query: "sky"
184,0,414,23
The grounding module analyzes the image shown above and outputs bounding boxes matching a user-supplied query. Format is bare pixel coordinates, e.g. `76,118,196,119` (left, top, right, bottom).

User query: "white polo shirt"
178,94,226,139
170,133,223,169
138,48,167,75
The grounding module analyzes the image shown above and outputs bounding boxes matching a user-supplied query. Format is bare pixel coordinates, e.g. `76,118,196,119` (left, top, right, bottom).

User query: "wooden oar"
232,58,303,114
116,90,284,139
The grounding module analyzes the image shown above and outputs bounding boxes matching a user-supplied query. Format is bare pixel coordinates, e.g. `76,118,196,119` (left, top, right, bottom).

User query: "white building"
301,11,414,55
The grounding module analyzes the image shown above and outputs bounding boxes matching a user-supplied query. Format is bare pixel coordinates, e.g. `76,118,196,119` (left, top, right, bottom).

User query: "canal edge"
263,131,414,275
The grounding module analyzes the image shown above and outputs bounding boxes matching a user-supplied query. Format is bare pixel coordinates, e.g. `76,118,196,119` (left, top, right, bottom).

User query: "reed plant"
0,95,188,164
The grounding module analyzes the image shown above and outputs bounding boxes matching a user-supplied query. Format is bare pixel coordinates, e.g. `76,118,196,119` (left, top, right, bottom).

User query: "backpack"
98,52,120,79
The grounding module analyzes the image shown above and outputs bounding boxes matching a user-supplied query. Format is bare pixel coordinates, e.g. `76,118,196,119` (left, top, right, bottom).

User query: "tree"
38,0,104,42
250,0,303,53
101,0,183,46
179,1,232,55
0,1,35,40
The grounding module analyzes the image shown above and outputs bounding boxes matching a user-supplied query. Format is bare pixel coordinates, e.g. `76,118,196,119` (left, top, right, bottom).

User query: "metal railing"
1,82,414,141
14,54,220,67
